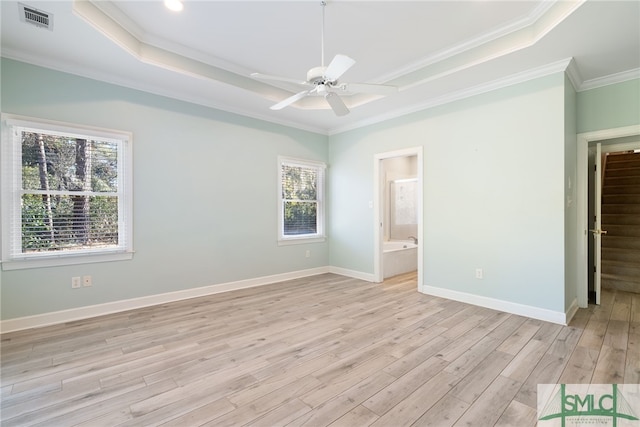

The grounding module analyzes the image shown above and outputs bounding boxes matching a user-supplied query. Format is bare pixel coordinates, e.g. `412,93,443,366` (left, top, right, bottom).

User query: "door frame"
373,146,423,289
576,125,640,307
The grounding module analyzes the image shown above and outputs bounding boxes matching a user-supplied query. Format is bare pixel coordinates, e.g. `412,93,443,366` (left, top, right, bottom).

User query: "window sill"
1,251,134,271
278,236,326,246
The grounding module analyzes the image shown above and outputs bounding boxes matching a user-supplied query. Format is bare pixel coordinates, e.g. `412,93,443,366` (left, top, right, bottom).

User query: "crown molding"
7,0,636,136
72,1,288,103
0,51,329,136
387,0,584,91
329,58,574,135
74,0,586,114
564,57,582,91
578,68,640,92
375,1,560,83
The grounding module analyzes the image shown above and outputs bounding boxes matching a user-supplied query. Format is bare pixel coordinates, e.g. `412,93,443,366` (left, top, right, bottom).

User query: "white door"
591,143,605,304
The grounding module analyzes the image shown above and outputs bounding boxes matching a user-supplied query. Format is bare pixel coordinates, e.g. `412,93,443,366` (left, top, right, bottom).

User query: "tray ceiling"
1,1,639,134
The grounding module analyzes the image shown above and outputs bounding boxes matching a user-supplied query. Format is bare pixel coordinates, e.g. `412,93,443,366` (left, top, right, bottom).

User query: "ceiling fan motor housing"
307,66,333,85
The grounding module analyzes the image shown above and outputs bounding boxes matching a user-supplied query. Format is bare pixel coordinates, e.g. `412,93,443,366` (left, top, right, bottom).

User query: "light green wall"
0,58,329,320
577,79,640,133
329,74,568,312
564,74,578,311
2,55,637,322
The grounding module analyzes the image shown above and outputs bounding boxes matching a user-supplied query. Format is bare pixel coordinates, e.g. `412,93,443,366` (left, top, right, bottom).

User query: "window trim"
1,114,134,270
277,156,326,245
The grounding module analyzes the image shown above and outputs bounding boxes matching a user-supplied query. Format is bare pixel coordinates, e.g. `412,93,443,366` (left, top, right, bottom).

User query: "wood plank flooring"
1,272,639,426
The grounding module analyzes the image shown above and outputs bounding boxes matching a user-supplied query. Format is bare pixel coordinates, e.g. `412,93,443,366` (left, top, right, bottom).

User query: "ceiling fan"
250,1,397,116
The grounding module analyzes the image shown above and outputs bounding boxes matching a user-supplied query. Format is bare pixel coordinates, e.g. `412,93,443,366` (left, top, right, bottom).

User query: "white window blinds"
1,115,133,269
278,157,325,242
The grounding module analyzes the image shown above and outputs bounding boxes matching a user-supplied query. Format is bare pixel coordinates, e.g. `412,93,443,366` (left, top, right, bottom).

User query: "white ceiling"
2,1,639,135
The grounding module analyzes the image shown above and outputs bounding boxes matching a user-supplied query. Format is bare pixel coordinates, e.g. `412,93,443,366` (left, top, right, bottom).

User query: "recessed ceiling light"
164,0,183,12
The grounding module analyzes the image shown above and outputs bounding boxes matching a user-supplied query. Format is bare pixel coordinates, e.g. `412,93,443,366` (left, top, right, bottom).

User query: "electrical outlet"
305,250,311,258
475,268,484,279
82,275,92,287
71,276,81,289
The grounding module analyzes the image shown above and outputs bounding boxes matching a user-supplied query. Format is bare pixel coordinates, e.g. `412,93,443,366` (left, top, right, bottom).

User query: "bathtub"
383,240,418,279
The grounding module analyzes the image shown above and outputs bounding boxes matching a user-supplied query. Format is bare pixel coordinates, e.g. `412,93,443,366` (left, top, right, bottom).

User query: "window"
1,115,133,269
278,156,325,244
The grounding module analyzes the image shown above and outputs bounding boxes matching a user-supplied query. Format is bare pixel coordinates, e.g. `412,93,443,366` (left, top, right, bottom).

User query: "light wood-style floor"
1,272,639,426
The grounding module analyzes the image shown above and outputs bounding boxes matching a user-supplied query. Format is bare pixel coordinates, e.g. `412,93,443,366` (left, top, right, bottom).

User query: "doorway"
373,147,423,290
588,139,640,304
577,125,640,307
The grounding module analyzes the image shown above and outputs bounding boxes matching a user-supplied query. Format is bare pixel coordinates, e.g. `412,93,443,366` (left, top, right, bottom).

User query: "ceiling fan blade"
324,92,350,116
324,54,356,82
340,82,398,96
270,90,310,110
251,72,311,87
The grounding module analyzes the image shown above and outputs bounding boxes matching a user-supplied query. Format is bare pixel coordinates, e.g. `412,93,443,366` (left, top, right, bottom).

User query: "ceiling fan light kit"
251,1,397,116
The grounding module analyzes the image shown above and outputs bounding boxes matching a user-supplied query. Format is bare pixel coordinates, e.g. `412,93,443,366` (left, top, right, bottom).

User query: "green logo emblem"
538,384,639,427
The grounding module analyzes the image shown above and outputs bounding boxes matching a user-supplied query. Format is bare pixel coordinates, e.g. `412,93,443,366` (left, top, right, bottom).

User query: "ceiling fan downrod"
320,1,326,68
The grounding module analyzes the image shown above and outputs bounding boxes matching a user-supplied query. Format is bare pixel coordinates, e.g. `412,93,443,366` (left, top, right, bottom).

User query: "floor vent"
19,3,53,30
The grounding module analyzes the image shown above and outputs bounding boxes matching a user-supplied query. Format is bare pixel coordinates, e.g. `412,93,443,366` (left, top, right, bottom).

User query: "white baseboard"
0,266,331,334
565,297,579,325
1,268,576,333
421,285,571,325
329,266,376,282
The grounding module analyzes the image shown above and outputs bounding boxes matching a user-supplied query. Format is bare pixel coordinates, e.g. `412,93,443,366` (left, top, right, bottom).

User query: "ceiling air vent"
19,3,53,31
